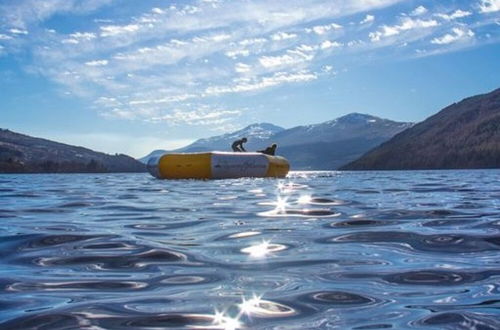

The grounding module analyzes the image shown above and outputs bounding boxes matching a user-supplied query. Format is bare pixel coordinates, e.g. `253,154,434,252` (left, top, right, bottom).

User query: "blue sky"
1,0,499,157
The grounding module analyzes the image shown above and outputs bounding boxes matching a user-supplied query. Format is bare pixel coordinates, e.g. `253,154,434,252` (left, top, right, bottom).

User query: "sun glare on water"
241,240,272,258
211,310,242,330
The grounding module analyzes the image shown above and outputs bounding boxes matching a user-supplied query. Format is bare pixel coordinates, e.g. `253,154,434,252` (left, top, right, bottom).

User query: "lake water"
0,170,499,329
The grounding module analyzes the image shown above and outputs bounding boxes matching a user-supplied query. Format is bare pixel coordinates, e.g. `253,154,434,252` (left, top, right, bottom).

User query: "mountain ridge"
0,128,146,173
341,88,500,170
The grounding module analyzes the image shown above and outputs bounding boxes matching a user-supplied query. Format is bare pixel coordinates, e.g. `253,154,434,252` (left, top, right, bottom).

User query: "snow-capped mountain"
139,113,413,169
178,123,285,152
138,123,284,163
271,113,412,146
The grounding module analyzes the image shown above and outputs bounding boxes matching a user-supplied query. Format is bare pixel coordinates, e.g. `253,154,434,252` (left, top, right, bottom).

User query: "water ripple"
1,170,499,329
321,231,500,253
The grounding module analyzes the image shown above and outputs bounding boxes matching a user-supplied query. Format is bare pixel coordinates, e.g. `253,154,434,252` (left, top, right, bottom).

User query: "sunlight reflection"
241,240,287,258
297,194,312,204
242,240,272,258
238,294,263,316
238,294,296,318
275,195,289,213
212,309,242,330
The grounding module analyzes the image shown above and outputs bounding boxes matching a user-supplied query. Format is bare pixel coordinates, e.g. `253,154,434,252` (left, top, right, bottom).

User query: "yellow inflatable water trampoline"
147,152,289,179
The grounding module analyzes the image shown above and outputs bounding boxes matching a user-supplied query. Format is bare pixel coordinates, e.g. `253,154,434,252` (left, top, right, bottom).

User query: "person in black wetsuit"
258,143,277,156
231,137,247,152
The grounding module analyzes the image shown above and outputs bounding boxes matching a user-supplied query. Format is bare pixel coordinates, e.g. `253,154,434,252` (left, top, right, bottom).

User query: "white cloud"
128,94,196,106
239,38,267,46
9,28,28,35
156,108,241,126
205,71,317,95
410,6,428,16
271,32,297,41
259,54,304,68
431,27,475,44
320,40,343,49
71,32,97,40
258,44,316,69
62,32,97,44
306,22,342,35
369,17,439,42
151,7,165,15
225,49,250,59
235,63,251,73
436,9,472,21
479,0,500,13
0,34,13,40
85,59,109,66
111,33,237,71
100,24,140,37
360,15,375,24
61,39,79,45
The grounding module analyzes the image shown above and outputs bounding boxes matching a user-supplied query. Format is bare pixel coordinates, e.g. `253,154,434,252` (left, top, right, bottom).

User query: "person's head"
242,137,247,142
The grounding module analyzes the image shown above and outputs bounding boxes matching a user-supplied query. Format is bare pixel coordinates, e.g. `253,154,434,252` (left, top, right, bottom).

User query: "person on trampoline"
258,143,277,156
231,137,247,152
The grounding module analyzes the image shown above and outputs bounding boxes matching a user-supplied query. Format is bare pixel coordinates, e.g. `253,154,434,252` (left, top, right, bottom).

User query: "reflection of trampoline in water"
147,152,289,179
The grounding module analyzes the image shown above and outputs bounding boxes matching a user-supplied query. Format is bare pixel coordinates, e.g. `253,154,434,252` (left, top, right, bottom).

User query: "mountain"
139,123,285,162
139,114,412,170
178,122,285,152
272,113,412,169
0,129,145,173
342,88,500,170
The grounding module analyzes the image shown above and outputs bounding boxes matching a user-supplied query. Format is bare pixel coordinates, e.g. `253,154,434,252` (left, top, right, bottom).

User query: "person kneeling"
231,137,247,152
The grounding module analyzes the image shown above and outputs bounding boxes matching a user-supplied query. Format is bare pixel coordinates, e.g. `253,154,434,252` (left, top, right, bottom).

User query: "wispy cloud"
1,0,497,128
435,9,472,21
410,6,428,16
369,17,439,42
431,27,475,45
0,0,114,29
100,24,140,37
85,59,108,66
306,22,343,35
360,15,375,24
204,71,318,96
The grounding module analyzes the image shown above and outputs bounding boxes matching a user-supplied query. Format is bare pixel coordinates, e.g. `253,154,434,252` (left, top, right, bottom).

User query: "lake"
0,170,499,329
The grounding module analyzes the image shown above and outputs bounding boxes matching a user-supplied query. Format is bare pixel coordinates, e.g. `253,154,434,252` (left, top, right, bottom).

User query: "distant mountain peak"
236,122,284,134
336,112,379,123
244,122,281,129
216,122,285,141
319,113,381,128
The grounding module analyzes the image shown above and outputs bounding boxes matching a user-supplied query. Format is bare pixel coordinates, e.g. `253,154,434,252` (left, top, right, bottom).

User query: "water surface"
1,170,499,329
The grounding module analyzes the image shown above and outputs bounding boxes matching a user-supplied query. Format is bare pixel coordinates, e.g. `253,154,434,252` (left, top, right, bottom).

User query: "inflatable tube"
147,152,289,179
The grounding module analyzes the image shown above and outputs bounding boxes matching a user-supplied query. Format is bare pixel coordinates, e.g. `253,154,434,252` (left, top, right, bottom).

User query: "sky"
0,0,499,158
